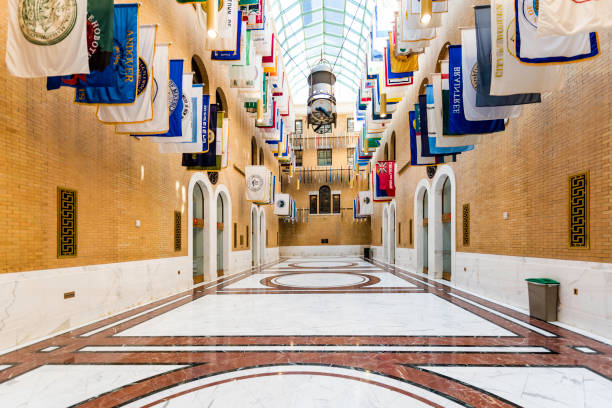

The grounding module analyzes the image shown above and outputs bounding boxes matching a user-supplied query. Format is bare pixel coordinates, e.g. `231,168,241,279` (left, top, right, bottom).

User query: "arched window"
384,144,389,161
251,137,257,165
435,42,451,74
191,56,210,93
319,185,331,214
259,147,264,166
390,132,396,161
215,88,228,118
442,177,451,215
423,190,428,219
418,78,429,96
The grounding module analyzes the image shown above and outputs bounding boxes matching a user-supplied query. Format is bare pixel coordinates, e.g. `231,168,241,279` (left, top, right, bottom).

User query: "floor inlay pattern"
0,257,611,407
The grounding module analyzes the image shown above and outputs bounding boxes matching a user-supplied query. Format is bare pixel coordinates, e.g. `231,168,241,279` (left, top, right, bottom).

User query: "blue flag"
201,94,210,153
136,60,184,138
211,11,243,61
448,45,505,135
182,104,218,168
75,4,139,104
425,85,474,155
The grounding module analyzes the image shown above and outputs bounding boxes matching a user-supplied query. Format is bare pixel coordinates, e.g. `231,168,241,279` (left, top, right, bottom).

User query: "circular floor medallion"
261,272,379,290
287,261,358,269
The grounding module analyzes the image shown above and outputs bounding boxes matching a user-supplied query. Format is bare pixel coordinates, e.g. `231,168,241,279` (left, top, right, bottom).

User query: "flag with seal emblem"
46,0,115,89
448,45,505,135
537,0,612,37
274,194,291,216
515,0,599,64
6,0,90,78
461,29,524,117
75,3,139,104
245,165,271,203
158,86,206,154
474,6,541,107
149,72,193,142
488,0,564,95
97,25,157,124
116,44,170,135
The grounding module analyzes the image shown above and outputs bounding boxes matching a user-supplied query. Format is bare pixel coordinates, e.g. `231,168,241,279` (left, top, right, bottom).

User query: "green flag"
87,0,115,72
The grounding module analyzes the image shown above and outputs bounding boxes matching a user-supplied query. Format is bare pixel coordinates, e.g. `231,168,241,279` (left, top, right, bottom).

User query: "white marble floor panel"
420,366,612,408
224,272,416,289
116,293,516,337
0,364,185,408
122,365,465,408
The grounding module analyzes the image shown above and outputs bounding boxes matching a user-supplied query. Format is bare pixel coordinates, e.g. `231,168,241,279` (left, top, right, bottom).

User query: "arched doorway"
423,190,429,274
216,195,224,277
382,205,389,262
259,209,266,266
388,202,396,264
414,179,430,275
251,206,259,267
193,183,205,284
431,166,456,281
441,177,452,281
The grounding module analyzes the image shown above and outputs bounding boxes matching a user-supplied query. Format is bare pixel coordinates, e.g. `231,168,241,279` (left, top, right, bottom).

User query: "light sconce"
380,93,388,118
207,0,218,38
420,0,432,25
256,98,264,124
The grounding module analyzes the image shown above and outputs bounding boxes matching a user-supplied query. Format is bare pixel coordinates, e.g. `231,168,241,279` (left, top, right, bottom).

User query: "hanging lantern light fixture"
207,0,218,38
420,0,432,25
307,59,337,134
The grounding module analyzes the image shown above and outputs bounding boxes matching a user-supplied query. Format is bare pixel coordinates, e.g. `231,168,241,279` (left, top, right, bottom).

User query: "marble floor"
0,257,611,407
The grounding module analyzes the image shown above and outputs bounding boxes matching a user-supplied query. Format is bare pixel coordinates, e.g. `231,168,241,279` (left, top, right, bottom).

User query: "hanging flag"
151,73,194,143
408,0,445,27
488,0,563,95
537,0,612,37
514,0,599,64
158,86,205,154
211,12,244,62
358,191,373,216
474,7,541,107
448,45,505,135
461,29,524,117
182,104,220,169
426,83,474,154
75,3,139,104
245,166,272,203
409,110,435,165
205,0,239,51
6,0,90,77
274,194,291,216
434,71,483,148
46,0,114,89
133,59,182,138
116,44,169,135
373,161,395,201
97,25,157,124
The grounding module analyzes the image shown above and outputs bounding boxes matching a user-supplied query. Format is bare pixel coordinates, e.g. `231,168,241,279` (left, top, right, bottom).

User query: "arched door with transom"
216,195,224,277
259,209,266,266
423,190,429,274
251,206,259,267
388,203,396,264
192,183,205,284
441,177,452,281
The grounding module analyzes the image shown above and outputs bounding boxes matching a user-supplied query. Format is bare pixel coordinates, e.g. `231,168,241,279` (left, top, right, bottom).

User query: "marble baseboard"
371,246,384,262
279,245,367,257
230,250,252,274
0,257,191,352
264,247,280,265
395,247,417,271
453,252,612,339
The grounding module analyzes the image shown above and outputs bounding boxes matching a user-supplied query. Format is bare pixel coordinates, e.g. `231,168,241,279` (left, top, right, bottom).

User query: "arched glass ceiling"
268,0,375,105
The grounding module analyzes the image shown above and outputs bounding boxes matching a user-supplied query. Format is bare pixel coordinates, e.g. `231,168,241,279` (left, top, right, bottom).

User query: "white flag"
116,44,170,135
274,194,291,216
246,166,271,203
432,71,482,148
97,25,156,124
461,28,522,121
358,191,373,216
400,1,436,41
157,85,204,154
150,73,194,143
205,0,238,51
537,0,612,37
489,0,564,95
6,0,89,77
515,0,599,63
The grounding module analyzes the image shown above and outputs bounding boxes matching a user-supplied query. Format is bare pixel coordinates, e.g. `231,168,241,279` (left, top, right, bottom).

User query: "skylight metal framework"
268,0,374,104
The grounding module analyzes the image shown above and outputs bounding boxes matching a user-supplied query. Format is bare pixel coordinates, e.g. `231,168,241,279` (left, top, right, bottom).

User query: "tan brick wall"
0,0,279,273
372,0,612,263
280,114,371,246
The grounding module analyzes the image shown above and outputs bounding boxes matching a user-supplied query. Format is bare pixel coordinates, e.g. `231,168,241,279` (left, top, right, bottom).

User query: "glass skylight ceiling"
268,0,375,105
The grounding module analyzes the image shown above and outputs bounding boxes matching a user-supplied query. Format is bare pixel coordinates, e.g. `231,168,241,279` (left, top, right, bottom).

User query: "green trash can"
525,278,560,321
